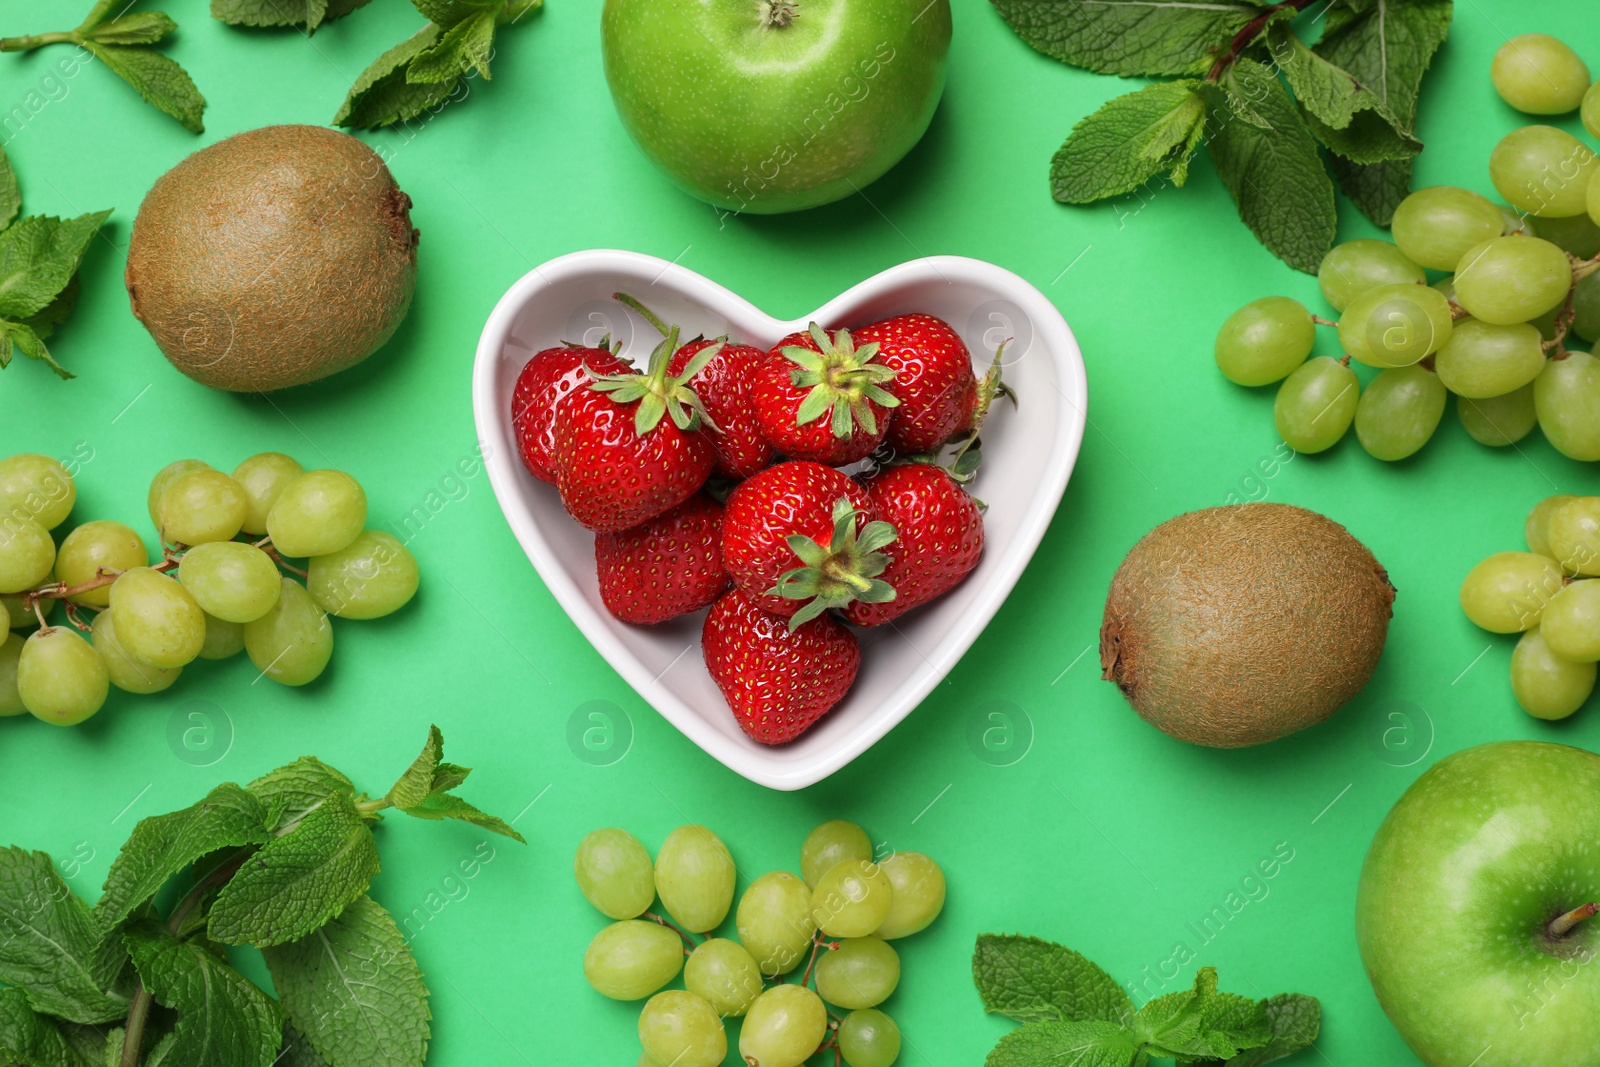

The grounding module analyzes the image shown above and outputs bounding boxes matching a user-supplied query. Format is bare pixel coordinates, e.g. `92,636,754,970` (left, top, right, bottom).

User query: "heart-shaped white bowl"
472,250,1087,790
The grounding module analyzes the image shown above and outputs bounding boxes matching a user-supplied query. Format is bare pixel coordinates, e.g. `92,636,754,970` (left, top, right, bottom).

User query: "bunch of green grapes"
1214,33,1600,464
0,451,420,727
1460,494,1600,720
575,819,945,1067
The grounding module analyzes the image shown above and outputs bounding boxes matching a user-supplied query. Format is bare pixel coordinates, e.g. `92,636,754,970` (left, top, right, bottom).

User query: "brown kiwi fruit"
1100,503,1395,748
124,124,418,392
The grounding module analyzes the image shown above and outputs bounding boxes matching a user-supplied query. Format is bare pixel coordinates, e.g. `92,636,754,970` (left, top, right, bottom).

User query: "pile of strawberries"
510,294,1008,745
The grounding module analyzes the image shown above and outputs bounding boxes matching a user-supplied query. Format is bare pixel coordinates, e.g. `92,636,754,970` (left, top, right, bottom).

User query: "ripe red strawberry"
702,588,860,744
552,327,718,532
751,323,899,466
596,494,728,624
511,344,628,484
669,337,776,479
854,313,976,454
721,461,896,622
842,463,983,627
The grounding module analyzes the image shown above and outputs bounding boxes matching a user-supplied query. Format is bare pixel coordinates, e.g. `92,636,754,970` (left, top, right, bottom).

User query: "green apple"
600,0,951,215
1358,741,1600,1066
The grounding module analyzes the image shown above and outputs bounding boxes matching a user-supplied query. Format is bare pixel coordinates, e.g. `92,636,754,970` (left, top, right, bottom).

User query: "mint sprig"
0,726,521,1067
990,0,1453,271
0,1,204,133
973,934,1320,1067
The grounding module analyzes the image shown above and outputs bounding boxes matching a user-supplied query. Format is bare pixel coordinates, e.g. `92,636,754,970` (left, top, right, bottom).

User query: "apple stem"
1549,902,1600,939
763,1,798,28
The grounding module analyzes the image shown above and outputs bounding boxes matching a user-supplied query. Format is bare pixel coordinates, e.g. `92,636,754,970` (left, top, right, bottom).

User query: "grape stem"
263,546,308,579
642,910,699,950
1206,0,1318,81
799,932,834,988
1309,315,1336,327
1544,282,1577,358
23,559,179,609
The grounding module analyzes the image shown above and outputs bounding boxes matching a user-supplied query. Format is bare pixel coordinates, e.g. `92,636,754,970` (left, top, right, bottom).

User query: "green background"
1,0,1596,1062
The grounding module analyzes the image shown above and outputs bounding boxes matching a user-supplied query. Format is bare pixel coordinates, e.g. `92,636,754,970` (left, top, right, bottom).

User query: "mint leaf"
973,935,1133,1027
990,0,1262,77
21,276,78,343
428,762,471,795
208,792,380,948
210,0,369,28
4,320,70,378
81,44,205,133
985,1019,1137,1067
0,143,18,230
1266,25,1418,164
96,783,267,936
0,987,77,1067
385,725,443,811
0,847,127,1024
84,12,177,45
249,757,355,830
334,24,453,129
399,791,525,842
411,0,499,26
1216,994,1321,1067
74,0,126,34
407,7,494,83
279,1021,332,1067
263,896,430,1067
1136,971,1270,1060
1329,155,1412,227
125,925,281,1067
0,211,111,320
1203,60,1336,273
59,1020,121,1067
1051,81,1206,203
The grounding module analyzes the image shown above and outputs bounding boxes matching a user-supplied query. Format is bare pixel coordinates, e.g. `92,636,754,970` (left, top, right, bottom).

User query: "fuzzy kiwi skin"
1100,503,1395,748
125,124,418,392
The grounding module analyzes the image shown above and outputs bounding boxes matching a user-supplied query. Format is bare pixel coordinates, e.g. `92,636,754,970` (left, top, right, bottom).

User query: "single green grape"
198,612,246,660
1571,272,1600,342
1213,297,1315,385
1354,365,1447,462
177,542,282,624
1491,125,1598,217
1318,240,1426,312
54,521,147,608
1548,496,1600,576
1391,186,1506,269
92,609,181,696
737,870,816,976
574,828,655,920
811,860,894,939
1528,495,1577,557
1586,80,1600,139
838,1008,901,1067
158,469,249,546
684,938,762,1017
0,453,75,531
739,985,827,1067
1459,551,1565,632
109,567,206,669
146,459,209,530
266,470,367,558
1511,627,1596,720
1434,318,1545,399
653,825,735,934
801,820,874,888
18,627,108,726
874,851,946,939
1534,350,1600,460
243,578,333,686
305,531,419,619
1540,580,1600,662
1531,211,1600,258
0,519,56,595
1454,236,1573,324
815,937,900,1010
1492,35,1590,115
0,633,25,717
1338,282,1453,367
1273,357,1359,453
637,990,726,1067
582,920,683,1001
232,452,304,536
1458,386,1539,447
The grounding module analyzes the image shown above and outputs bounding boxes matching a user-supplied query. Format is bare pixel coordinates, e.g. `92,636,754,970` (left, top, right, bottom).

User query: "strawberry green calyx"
769,496,898,629
783,322,900,439
587,325,723,437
